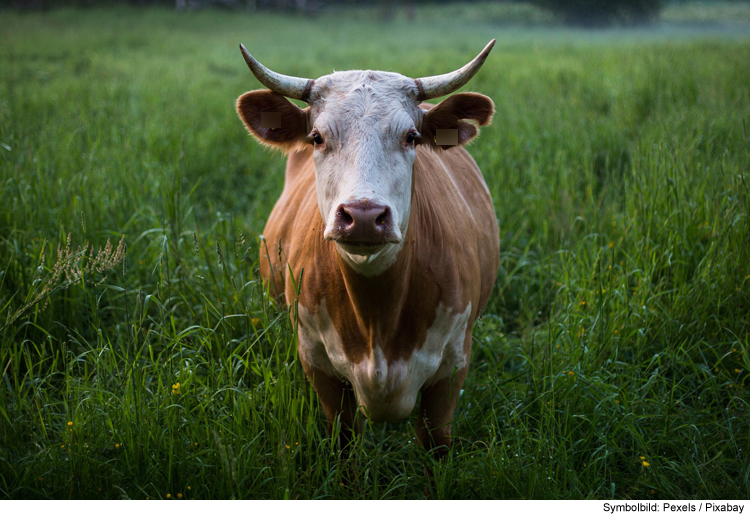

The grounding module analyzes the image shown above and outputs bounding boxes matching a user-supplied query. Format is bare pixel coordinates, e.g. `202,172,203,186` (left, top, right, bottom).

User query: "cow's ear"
420,92,494,150
236,90,310,152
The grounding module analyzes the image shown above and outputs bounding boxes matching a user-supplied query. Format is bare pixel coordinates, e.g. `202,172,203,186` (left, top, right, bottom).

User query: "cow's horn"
413,39,495,101
239,44,314,102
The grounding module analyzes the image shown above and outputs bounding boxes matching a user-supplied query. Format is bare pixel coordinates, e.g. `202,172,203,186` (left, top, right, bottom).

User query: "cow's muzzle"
324,199,402,248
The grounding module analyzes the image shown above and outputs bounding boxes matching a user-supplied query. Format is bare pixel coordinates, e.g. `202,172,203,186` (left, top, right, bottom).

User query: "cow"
236,41,499,459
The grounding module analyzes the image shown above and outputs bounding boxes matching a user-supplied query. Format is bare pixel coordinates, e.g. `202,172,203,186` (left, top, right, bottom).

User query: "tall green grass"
1,5,749,499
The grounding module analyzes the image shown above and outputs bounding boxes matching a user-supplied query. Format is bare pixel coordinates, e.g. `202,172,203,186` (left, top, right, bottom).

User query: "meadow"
1,3,749,499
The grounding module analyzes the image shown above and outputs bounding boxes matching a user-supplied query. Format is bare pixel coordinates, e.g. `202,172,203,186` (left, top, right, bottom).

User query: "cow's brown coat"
258,105,499,452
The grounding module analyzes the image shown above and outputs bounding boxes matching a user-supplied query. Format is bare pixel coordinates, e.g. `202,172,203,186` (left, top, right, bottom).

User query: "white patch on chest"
297,300,472,423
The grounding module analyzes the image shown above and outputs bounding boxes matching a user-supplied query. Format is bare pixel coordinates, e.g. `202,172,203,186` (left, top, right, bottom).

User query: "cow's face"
306,73,421,270
236,45,494,275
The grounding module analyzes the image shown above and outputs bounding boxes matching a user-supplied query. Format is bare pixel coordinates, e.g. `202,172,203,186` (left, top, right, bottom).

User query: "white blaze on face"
308,71,423,275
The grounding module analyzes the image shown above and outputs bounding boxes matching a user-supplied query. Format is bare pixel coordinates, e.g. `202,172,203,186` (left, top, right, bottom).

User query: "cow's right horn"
414,39,495,101
239,44,314,102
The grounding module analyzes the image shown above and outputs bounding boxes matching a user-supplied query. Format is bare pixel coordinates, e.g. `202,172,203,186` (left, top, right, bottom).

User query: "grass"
1,4,749,499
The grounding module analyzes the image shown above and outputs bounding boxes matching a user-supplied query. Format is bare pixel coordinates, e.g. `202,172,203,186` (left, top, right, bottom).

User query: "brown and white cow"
236,42,499,457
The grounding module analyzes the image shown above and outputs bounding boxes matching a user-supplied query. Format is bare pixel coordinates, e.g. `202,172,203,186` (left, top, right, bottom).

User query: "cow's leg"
416,365,468,459
416,327,472,458
299,360,362,451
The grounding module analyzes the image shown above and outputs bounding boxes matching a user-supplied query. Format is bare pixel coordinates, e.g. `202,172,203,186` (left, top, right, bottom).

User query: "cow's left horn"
413,39,495,101
239,44,314,102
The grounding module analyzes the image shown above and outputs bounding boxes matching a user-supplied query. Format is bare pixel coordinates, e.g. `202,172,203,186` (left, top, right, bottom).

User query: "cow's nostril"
336,206,354,227
376,208,390,226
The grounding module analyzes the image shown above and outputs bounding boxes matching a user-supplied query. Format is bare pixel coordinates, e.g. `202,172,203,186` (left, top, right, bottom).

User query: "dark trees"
529,0,663,26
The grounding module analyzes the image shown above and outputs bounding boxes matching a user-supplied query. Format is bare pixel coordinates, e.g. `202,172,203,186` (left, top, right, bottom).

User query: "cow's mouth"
336,240,391,256
325,231,402,252
340,241,388,248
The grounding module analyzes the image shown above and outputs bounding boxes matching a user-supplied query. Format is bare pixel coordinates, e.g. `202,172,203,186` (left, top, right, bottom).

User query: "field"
1,3,750,499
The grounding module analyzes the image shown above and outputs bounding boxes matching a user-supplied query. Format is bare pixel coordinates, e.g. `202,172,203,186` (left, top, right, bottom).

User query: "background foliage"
1,2,749,499
2,0,666,25
527,0,663,26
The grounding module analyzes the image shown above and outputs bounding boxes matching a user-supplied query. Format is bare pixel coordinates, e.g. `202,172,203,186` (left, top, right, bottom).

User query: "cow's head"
237,42,495,275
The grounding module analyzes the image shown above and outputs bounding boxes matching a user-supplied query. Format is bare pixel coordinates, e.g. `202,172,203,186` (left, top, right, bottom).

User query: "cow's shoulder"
260,144,320,303
411,145,499,313
412,145,494,246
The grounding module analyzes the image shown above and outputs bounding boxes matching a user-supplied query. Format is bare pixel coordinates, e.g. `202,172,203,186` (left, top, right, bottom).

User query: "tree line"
8,0,722,27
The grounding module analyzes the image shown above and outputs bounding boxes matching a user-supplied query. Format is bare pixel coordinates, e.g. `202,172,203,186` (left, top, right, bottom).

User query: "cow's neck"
335,240,414,342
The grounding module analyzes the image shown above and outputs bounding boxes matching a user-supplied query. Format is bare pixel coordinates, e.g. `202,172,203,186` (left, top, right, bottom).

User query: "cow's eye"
406,132,416,144
313,132,324,145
